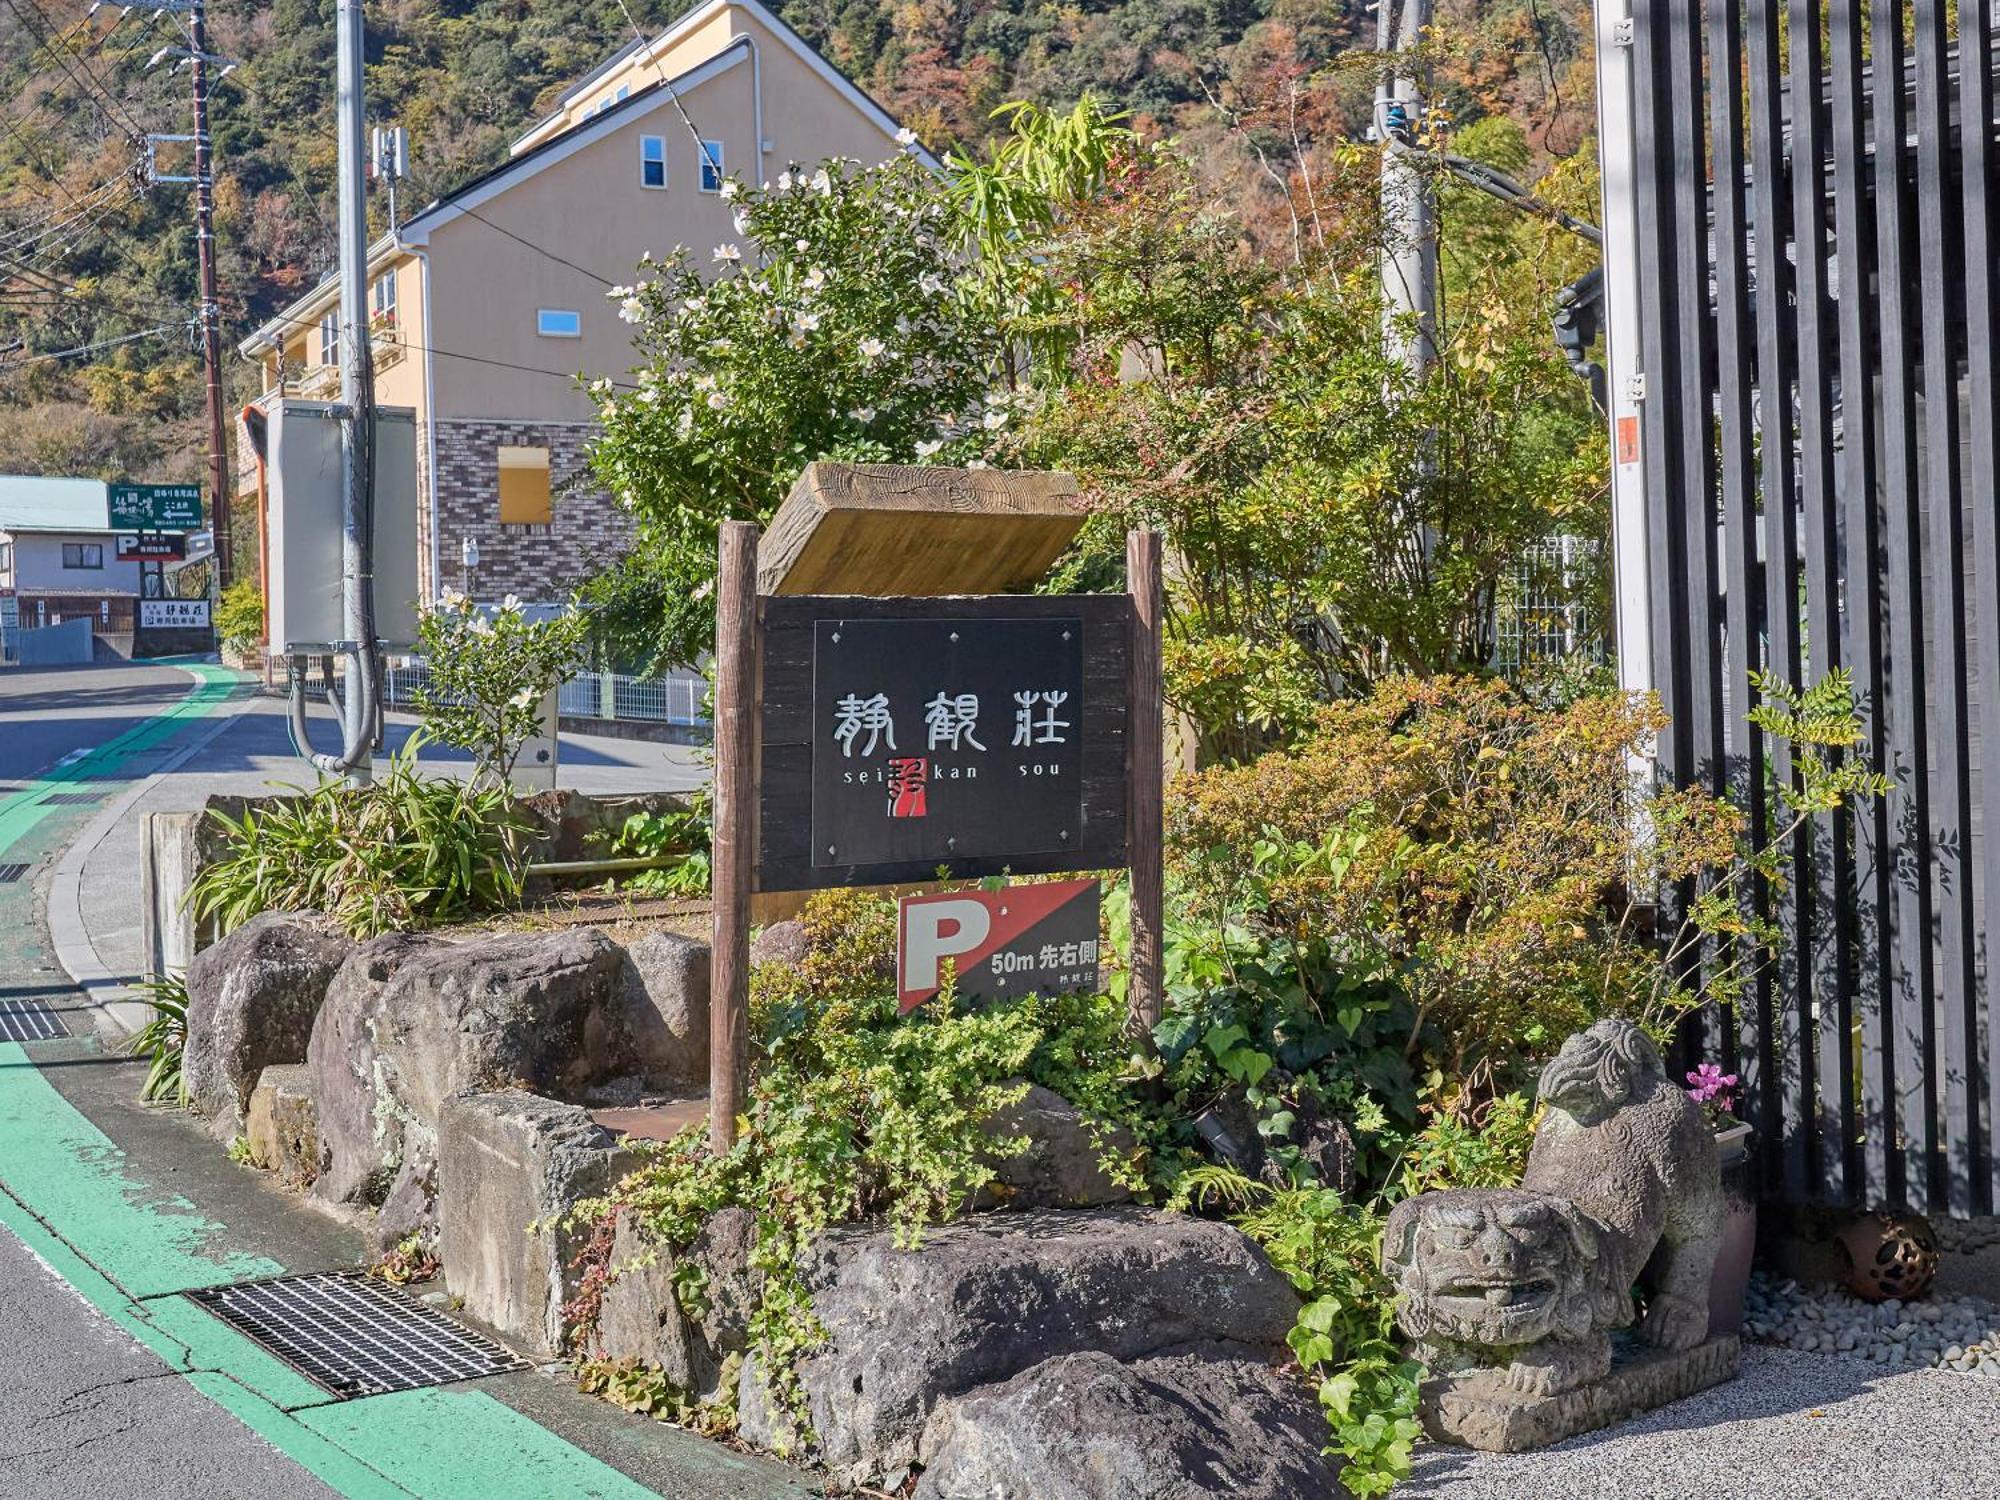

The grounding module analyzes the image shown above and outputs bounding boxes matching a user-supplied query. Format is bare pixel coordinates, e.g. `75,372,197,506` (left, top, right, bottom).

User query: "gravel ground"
1407,1343,2000,1498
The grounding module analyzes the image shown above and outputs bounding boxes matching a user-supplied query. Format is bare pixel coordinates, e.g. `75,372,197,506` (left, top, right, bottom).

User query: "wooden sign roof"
757,462,1086,597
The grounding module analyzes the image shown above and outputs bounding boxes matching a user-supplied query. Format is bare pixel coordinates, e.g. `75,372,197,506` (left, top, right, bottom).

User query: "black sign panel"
811,615,1083,869
758,594,1130,891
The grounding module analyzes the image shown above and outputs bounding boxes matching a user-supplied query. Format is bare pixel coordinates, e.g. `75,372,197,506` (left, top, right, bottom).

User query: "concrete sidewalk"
48,682,707,1034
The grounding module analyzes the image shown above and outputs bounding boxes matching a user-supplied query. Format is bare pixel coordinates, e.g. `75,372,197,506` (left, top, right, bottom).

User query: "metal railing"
287,659,709,729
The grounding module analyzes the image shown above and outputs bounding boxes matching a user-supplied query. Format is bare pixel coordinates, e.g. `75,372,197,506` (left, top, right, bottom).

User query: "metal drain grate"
0,998,67,1043
189,1272,527,1399
39,790,104,807
0,864,29,884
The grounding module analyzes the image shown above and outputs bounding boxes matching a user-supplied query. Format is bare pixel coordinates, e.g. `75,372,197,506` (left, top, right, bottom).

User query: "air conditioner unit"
266,400,421,653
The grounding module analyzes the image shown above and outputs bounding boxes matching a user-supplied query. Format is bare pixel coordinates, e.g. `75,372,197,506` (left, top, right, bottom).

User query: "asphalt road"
0,661,196,787
0,660,338,1498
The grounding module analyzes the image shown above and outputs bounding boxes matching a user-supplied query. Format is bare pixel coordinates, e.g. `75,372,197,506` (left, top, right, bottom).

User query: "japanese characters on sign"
755,594,1130,891
139,598,211,630
896,879,1102,1013
108,482,204,532
812,615,1086,871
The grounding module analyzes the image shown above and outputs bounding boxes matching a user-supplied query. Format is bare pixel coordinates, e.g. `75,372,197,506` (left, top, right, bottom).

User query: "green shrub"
128,973,190,1106
189,736,530,938
413,594,589,784
574,890,1156,1445
607,798,711,898
215,578,263,655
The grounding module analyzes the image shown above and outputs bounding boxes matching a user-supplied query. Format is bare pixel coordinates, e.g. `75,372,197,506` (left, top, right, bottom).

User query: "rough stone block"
618,932,710,1087
1422,1334,1741,1452
980,1083,1137,1210
244,1063,321,1186
183,910,350,1138
914,1343,1343,1500
735,1207,1300,1484
437,1090,642,1356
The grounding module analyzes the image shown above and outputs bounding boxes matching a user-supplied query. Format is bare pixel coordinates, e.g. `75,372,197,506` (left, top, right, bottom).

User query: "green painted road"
0,663,671,1498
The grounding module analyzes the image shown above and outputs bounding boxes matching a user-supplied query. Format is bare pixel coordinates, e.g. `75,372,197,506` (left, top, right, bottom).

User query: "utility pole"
333,0,377,785
189,0,229,593
144,4,235,600
1375,0,1437,377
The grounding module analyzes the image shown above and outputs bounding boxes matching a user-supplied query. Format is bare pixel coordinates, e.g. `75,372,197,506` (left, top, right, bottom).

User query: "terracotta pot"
1708,1121,1757,1337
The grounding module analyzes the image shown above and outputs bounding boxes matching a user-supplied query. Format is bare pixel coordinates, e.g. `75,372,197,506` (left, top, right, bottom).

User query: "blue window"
640,135,666,190
536,308,582,338
698,140,724,193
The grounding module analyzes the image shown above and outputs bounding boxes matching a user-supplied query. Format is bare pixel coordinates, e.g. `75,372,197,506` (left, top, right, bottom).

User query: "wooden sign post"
705,467,1166,1155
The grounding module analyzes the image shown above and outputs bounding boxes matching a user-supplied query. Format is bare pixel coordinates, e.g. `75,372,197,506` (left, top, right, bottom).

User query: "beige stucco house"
238,0,927,605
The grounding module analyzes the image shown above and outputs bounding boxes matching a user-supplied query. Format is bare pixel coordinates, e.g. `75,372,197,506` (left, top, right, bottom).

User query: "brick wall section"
426,418,638,603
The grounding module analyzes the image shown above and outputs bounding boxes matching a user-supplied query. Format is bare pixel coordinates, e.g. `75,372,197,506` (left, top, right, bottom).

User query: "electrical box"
266,400,421,652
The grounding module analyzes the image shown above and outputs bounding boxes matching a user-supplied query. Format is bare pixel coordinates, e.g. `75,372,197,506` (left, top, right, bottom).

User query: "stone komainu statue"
1382,1019,1723,1400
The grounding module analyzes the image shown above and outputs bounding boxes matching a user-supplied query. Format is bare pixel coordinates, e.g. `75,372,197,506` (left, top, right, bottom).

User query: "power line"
243,301,640,390
0,320,182,368
454,203,615,287
2,0,147,141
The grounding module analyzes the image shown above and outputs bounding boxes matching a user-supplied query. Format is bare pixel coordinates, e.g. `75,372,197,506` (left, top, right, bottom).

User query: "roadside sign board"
896,879,1101,1013
756,594,1130,891
140,598,210,629
116,533,187,561
108,482,204,531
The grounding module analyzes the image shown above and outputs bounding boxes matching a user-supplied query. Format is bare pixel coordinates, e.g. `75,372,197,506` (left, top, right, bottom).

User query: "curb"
46,667,259,1045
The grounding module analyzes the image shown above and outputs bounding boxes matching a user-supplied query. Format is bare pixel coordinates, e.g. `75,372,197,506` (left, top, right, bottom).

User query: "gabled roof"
0,475,109,534
239,0,933,359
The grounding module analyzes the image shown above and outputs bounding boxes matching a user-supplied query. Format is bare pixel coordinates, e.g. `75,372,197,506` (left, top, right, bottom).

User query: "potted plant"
1688,1062,1756,1336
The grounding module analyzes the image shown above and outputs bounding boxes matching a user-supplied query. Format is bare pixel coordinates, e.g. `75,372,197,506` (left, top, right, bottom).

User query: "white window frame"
536,308,582,338
640,134,667,190
317,311,338,366
371,270,397,327
62,542,104,570
698,139,724,194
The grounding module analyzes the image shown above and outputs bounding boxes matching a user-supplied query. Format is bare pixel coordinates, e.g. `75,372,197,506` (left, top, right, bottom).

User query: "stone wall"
427,417,638,604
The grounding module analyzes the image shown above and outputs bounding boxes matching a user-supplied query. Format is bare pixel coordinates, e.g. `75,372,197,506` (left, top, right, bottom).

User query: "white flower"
796,237,809,252
719,180,740,200
684,294,706,314
810,168,832,195
895,126,918,146
438,587,466,610
693,372,716,392
915,438,944,458
982,409,1007,431
794,309,822,333
500,593,523,613
619,296,645,323
849,406,876,423
676,409,694,437
509,687,538,709
777,170,794,191
733,211,750,235
706,390,728,410
469,615,494,637
858,336,885,360
590,377,613,394
967,458,990,470
803,266,827,290
712,243,741,263
919,271,946,295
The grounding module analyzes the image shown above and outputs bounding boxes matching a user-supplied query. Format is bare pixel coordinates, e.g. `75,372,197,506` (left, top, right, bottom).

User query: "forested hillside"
0,0,1595,480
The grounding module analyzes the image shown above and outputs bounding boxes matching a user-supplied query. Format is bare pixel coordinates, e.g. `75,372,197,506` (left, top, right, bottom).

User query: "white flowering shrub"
413,592,589,783
585,153,1013,666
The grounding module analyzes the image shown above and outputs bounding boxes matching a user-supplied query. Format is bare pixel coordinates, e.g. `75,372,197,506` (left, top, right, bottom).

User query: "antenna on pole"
371,124,408,235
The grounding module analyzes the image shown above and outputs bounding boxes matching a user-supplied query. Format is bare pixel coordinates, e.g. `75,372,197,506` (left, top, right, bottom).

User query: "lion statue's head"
1536,1017,1666,1124
1382,1188,1624,1348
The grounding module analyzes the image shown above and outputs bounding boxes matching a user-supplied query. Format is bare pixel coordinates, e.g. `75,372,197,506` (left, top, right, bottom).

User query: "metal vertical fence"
1632,0,2000,1216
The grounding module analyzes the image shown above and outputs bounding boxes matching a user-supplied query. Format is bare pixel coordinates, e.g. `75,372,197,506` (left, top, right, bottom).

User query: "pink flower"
1686,1063,1739,1108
